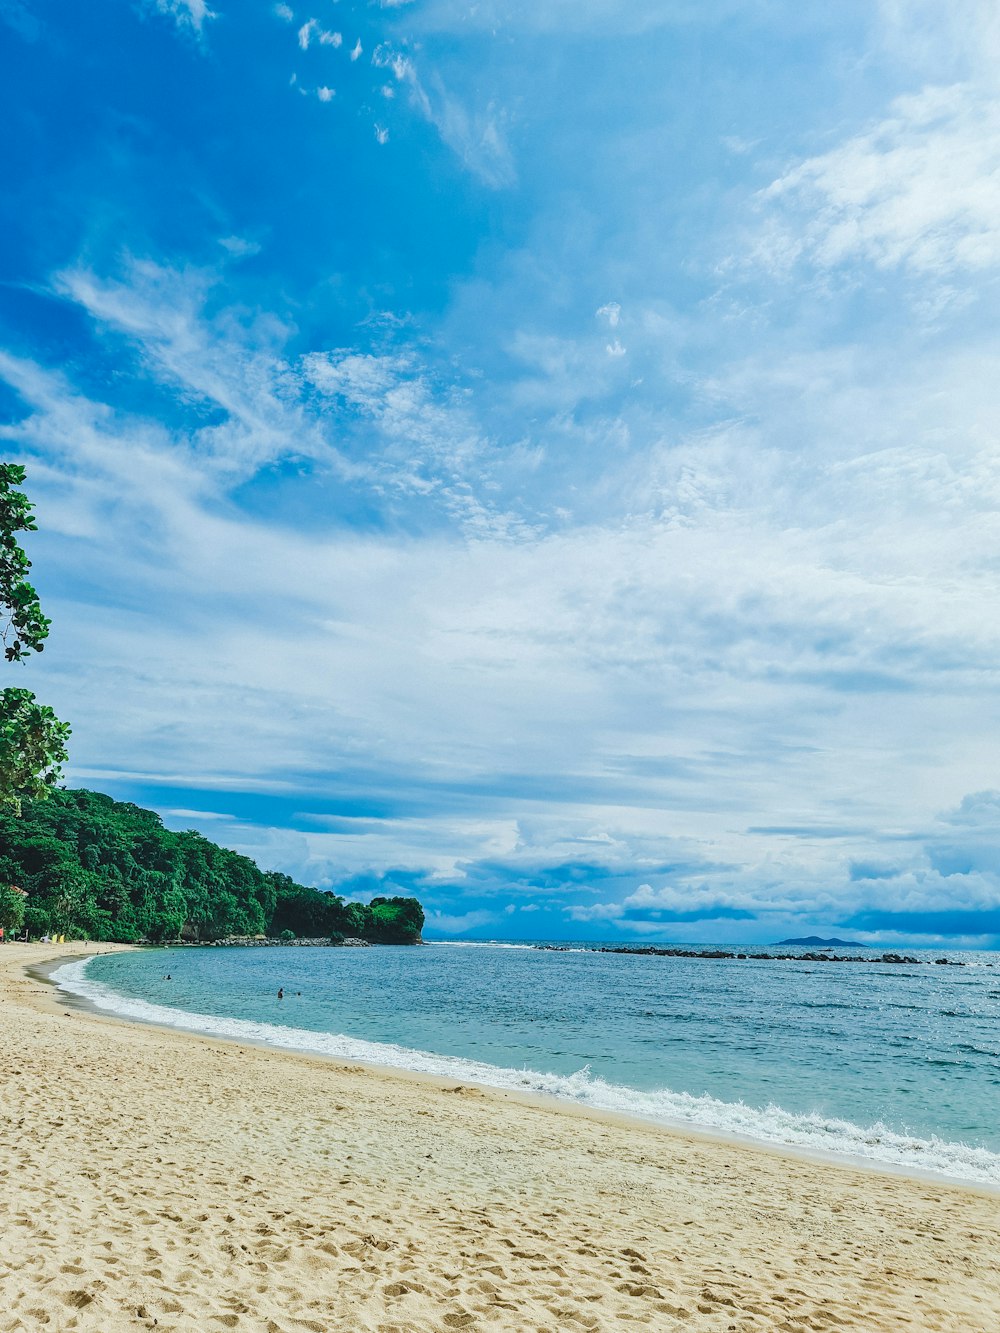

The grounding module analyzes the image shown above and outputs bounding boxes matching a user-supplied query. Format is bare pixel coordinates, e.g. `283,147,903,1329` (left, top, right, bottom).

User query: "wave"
52,957,1000,1188
427,941,594,953
426,941,541,950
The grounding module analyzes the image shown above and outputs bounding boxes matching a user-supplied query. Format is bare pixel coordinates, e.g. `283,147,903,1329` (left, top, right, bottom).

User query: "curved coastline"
49,948,1000,1191
5,940,1000,1331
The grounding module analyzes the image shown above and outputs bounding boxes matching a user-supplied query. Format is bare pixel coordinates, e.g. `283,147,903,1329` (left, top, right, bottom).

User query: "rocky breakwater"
538,945,973,966
210,936,372,948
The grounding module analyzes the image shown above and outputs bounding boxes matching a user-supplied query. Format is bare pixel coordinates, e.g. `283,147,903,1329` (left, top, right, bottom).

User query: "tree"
1,463,51,661
367,895,425,943
0,786,425,943
0,688,70,810
0,464,70,811
0,884,26,934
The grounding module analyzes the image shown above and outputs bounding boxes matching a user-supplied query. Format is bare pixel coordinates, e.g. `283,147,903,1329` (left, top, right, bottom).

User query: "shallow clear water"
54,941,1000,1185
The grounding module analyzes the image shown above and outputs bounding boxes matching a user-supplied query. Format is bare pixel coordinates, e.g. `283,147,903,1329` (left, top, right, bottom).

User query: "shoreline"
4,941,1000,1330
41,944,1000,1195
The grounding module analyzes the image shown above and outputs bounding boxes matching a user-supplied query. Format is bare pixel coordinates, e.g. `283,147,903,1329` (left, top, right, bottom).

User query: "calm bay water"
54,941,1000,1185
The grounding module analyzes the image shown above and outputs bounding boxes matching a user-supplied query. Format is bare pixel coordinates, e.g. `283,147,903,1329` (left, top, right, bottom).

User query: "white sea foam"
428,941,593,953
53,957,1000,1188
427,941,540,950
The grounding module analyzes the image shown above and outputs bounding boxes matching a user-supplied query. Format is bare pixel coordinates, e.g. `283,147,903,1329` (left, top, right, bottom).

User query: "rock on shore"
209,935,373,948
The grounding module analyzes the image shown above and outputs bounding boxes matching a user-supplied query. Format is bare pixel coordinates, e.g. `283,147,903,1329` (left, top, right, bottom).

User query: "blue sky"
4,0,1000,945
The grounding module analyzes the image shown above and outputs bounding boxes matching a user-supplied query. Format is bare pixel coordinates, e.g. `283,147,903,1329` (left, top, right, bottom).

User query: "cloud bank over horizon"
3,0,1000,944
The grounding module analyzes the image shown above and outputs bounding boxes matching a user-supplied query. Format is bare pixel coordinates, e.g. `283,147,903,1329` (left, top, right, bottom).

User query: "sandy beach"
1,944,998,1331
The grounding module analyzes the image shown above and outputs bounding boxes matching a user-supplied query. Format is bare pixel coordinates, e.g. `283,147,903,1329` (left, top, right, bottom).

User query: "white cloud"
377,47,413,81
944,791,1000,829
758,83,1000,278
350,38,363,61
425,910,499,934
424,84,515,188
876,0,1000,88
50,260,351,484
297,18,315,49
273,3,293,21
165,808,233,821
402,0,731,36
568,901,625,922
151,0,214,34
303,349,404,399
596,302,621,328
224,813,521,889
375,124,389,144
319,29,341,47
219,235,262,257
302,347,532,535
372,43,515,188
623,882,805,916
317,86,335,102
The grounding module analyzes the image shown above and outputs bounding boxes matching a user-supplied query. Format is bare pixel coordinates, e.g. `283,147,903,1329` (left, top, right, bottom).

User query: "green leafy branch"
0,462,52,662
0,687,71,814
0,462,70,813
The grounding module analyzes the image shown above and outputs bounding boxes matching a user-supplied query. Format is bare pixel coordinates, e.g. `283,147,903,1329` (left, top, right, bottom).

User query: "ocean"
53,941,1000,1187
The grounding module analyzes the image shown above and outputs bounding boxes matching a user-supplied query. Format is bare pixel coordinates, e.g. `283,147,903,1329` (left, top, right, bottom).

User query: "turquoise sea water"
54,942,1000,1186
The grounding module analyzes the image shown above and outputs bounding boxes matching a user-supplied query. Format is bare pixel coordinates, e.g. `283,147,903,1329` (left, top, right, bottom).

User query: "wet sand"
2,942,999,1331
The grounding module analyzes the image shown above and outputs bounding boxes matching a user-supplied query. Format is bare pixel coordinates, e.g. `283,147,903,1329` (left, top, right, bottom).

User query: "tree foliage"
0,883,25,933
0,464,70,810
0,688,71,812
0,464,51,662
0,787,424,945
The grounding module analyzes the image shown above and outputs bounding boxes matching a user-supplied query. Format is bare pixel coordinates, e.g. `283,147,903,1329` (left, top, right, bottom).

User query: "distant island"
0,787,423,946
776,936,867,947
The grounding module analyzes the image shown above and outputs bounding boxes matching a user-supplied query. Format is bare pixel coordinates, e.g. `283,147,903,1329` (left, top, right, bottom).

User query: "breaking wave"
52,956,1000,1188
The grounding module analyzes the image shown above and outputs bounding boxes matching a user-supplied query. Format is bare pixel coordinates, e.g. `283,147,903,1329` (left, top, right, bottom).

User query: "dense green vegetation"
0,787,423,945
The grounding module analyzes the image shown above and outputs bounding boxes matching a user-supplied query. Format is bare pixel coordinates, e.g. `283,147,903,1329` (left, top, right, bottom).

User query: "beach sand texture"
2,945,999,1332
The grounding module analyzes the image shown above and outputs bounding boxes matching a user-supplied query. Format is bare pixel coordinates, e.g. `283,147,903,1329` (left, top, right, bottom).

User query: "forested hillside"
0,788,423,945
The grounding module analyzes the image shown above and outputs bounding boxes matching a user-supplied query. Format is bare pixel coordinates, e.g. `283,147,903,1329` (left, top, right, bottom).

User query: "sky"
3,0,1000,946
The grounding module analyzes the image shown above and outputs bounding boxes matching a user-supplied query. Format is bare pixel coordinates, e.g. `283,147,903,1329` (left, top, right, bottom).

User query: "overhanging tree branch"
0,463,70,812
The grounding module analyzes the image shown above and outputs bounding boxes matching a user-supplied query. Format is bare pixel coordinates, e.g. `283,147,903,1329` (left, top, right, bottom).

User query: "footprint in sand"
61,1290,95,1309
617,1281,662,1299
384,1279,430,1298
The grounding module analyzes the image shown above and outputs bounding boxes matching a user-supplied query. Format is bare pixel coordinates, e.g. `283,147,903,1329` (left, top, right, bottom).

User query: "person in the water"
277,988,284,999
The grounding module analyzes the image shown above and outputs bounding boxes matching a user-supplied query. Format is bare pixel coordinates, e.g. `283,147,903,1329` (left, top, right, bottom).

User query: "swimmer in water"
277,987,284,999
